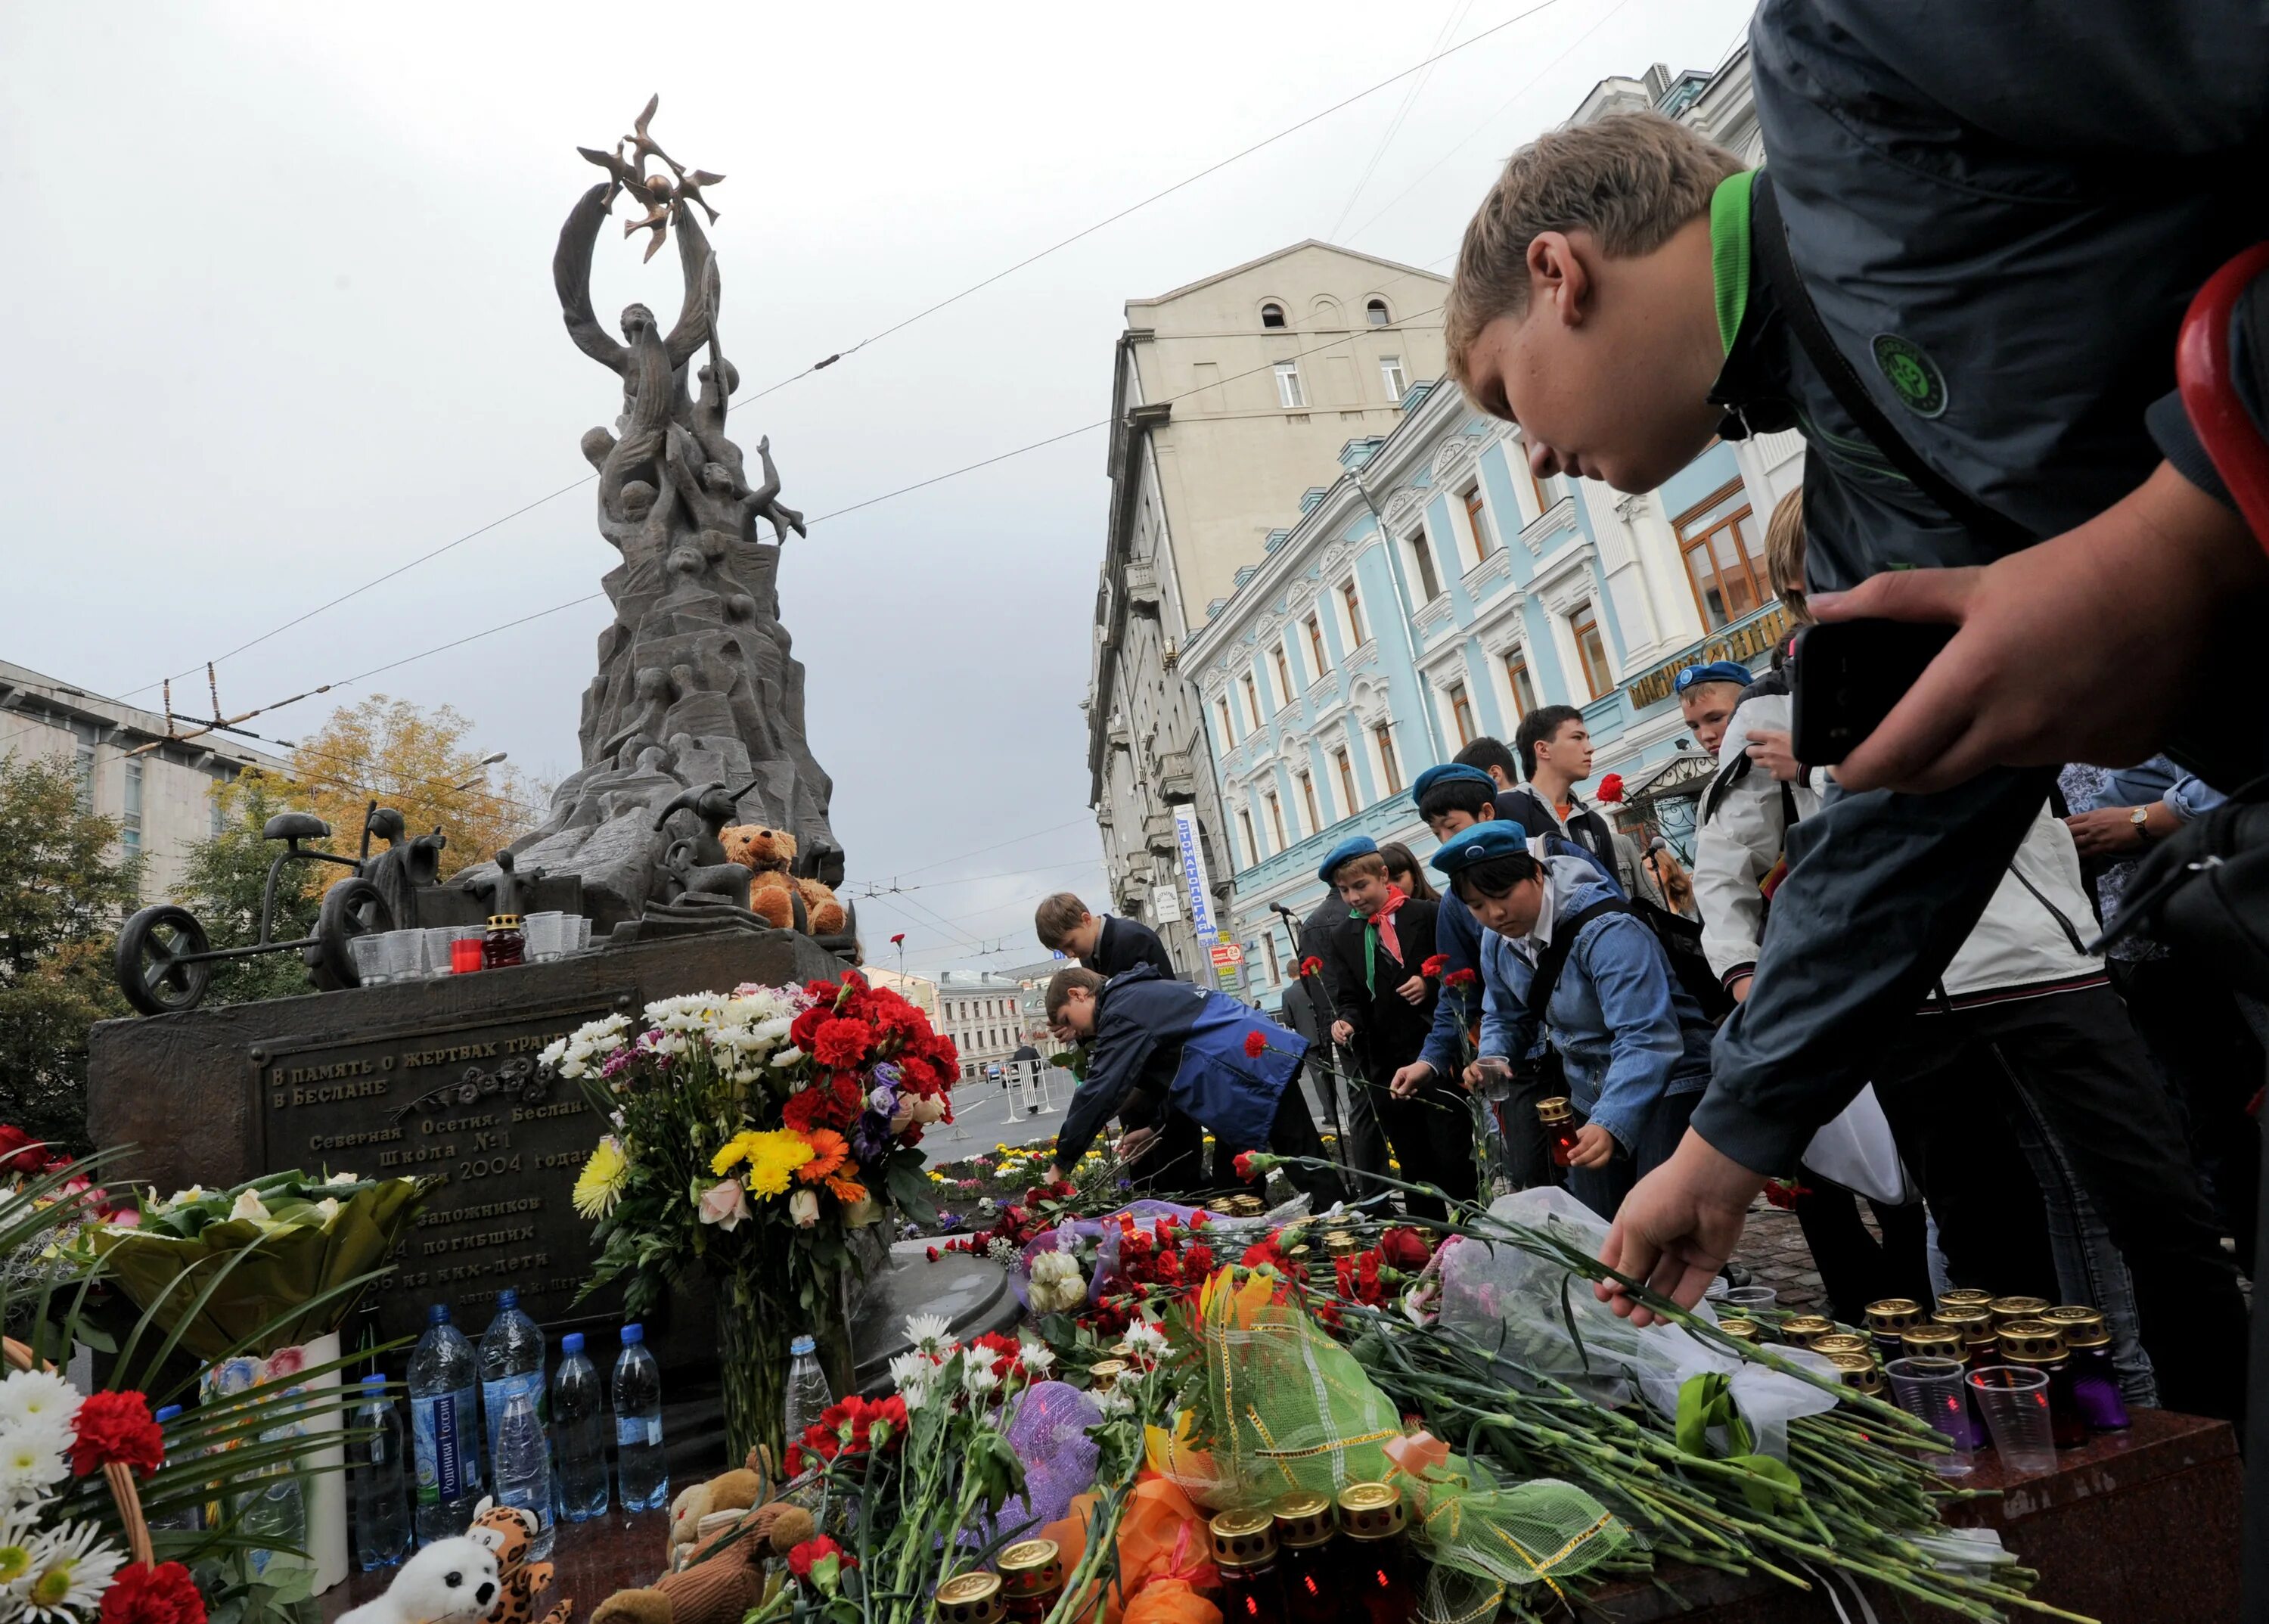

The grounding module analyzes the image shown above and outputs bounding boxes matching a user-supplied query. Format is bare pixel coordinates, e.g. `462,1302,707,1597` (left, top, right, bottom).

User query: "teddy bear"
666,1466,767,1569
464,1499,572,1624
336,1536,501,1624
591,1501,818,1624
719,824,847,936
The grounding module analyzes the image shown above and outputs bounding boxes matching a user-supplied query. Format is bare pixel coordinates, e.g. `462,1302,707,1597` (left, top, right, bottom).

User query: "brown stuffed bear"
589,1504,816,1624
719,825,847,936
666,1466,766,1567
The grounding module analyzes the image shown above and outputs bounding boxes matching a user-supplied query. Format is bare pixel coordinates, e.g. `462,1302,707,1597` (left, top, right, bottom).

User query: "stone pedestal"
87,927,845,1362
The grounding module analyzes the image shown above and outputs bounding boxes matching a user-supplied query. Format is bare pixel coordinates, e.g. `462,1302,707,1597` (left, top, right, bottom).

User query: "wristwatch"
2128,805,2156,843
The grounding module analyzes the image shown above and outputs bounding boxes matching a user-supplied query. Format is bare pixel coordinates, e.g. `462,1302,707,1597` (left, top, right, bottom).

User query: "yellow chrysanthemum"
573,1137,629,1219
713,1129,815,1199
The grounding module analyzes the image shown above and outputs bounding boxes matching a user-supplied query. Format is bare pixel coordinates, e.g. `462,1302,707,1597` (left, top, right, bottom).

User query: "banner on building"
1171,804,1220,945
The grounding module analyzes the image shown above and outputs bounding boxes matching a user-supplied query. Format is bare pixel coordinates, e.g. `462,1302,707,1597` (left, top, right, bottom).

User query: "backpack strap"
1749,172,2034,553
1525,898,1630,1023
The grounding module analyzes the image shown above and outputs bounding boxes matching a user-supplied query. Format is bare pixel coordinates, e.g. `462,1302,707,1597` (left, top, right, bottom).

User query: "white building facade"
1183,49,1800,1014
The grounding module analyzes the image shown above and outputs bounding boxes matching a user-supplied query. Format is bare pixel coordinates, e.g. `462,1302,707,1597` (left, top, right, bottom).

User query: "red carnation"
1443,968,1479,989
789,1006,830,1052
1420,955,1448,980
100,1562,205,1624
1233,1150,1260,1183
787,1534,854,1580
927,1247,941,1262
1242,1032,1268,1060
782,1088,829,1134
71,1390,165,1479
1378,1226,1432,1270
812,1017,874,1070
890,933,907,946
1597,772,1625,804
1298,956,1323,977
0,1126,48,1176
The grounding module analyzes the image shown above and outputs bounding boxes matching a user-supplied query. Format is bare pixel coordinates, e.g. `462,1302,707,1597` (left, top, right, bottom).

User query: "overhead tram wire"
1325,0,1479,244
733,0,1563,405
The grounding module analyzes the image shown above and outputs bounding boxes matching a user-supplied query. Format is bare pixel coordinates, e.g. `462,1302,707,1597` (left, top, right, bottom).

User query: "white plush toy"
336,1536,501,1624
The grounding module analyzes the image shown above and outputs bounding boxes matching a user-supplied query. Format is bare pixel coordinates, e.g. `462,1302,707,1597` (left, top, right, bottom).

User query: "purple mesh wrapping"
1014,1199,1205,1309
967,1380,1103,1546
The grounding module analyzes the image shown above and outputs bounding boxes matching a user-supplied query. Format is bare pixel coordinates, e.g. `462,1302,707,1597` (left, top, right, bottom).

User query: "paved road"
927,1073,1066,1162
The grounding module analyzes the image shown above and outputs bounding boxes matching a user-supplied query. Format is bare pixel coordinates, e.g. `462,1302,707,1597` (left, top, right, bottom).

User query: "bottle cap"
790,1335,817,1356
155,1404,183,1422
1988,1295,2050,1326
359,1374,386,1388
1209,1508,1276,1569
934,1572,1005,1624
1936,1289,1994,1312
1715,1318,1762,1343
1271,1490,1334,1549
1336,1482,1406,1541
428,1303,452,1324
1780,1315,1836,1346
1535,1096,1573,1126
1899,1326,1964,1358
621,1322,644,1344
995,1539,1063,1595
1087,1359,1128,1390
2040,1306,2108,1348
563,1332,584,1355
1997,1321,2066,1364
1810,1333,1870,1359
1826,1352,1882,1394
1862,1299,1922,1332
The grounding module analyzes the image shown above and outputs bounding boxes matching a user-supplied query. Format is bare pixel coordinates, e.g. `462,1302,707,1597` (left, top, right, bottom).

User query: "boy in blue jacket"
1407,821,1713,1219
1044,965,1344,1206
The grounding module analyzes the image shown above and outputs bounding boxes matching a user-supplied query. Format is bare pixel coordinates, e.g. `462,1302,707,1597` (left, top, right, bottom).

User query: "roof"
1128,240,1449,309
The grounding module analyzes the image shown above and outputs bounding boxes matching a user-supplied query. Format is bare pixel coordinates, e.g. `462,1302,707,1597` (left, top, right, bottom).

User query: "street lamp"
452,751,507,792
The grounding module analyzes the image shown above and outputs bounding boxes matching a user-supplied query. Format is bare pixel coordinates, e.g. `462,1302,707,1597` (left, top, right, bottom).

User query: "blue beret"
1429,821,1531,875
1674,660,1755,695
1318,835,1380,883
1409,762,1496,806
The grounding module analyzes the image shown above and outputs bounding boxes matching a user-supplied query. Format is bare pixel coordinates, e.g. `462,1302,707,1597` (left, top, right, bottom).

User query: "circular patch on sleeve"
1870,333,1948,418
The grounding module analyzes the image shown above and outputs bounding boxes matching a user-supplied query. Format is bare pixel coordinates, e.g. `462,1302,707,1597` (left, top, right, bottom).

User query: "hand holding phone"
1789,619,1956,765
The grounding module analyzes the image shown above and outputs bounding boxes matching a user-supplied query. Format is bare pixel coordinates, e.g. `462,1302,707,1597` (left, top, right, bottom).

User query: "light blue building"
1180,375,1804,1012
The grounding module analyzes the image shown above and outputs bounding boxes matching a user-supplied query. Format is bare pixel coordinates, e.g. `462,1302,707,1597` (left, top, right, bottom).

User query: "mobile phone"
1789,619,1955,765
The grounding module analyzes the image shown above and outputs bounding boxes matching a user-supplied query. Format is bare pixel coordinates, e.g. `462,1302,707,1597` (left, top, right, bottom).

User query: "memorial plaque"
252,994,632,1341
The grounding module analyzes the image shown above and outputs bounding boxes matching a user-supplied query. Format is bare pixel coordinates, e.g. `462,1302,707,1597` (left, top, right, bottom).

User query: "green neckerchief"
1710,169,1756,359
1350,905,1377,997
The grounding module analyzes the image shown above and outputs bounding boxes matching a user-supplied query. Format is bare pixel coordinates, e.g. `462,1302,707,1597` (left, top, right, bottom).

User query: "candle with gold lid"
2040,1308,2128,1430
996,1540,1065,1624
1996,1324,2087,1449
1862,1299,1922,1361
1210,1510,1286,1624
1715,1318,1762,1343
934,1573,1005,1624
1987,1295,2050,1327
1270,1492,1343,1624
1779,1315,1836,1347
1811,1333,1871,1359
1935,1288,1993,1314
1336,1486,1414,1624
1826,1352,1883,1396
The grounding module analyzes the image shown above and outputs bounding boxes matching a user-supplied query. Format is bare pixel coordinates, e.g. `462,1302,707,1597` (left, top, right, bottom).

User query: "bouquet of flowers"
547,972,958,1460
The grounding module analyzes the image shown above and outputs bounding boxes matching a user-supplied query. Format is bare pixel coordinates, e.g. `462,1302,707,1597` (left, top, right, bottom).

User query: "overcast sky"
0,0,1752,977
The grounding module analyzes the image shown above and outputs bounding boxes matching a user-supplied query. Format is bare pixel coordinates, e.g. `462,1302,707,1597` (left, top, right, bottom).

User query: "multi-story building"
0,659,290,901
867,967,940,1023
1181,50,1796,1014
1085,244,1451,982
936,970,1044,1082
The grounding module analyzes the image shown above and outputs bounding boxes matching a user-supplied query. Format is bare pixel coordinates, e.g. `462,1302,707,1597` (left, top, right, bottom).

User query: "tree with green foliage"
175,770,325,1007
0,752,143,1151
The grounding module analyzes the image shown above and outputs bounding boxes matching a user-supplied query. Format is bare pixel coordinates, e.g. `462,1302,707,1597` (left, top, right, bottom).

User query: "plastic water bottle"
551,1332,610,1523
478,1289,548,1468
349,1375,412,1570
611,1323,668,1512
409,1303,484,1545
492,1389,555,1562
147,1406,200,1536
784,1335,833,1445
237,1458,307,1579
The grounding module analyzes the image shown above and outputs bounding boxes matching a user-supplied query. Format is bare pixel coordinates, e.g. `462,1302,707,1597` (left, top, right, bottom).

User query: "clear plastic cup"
575,917,594,952
1885,1357,1974,1476
1703,1278,1730,1302
380,930,423,981
423,927,459,978
1722,1285,1778,1314
349,934,388,986
525,912,565,961
1966,1365,2058,1474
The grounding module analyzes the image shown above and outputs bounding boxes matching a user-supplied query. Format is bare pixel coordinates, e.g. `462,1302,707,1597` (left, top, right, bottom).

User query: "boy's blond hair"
1446,112,1746,383
1033,892,1090,950
1764,489,1811,625
1327,851,1389,886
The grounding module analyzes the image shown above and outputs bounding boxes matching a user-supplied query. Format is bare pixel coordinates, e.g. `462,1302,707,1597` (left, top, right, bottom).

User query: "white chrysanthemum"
0,1426,69,1507
539,1036,570,1068
0,1371,79,1436
1094,1386,1134,1417
19,1521,123,1622
961,1363,1001,1399
0,1506,42,1588
886,1352,931,1393
228,1190,270,1223
771,1047,804,1068
1020,1342,1057,1376
1123,1320,1169,1356
904,1313,951,1355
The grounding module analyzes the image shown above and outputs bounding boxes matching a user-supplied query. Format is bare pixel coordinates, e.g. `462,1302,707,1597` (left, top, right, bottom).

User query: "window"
1333,747,1358,813
1523,458,1553,521
1216,696,1237,747
1304,613,1329,675
1298,772,1321,833
1504,651,1538,719
1272,644,1294,706
1265,793,1288,850
121,760,143,853
1339,579,1367,647
1571,605,1612,700
1274,362,1306,409
1262,932,1282,984
1462,485,1495,561
1241,672,1262,730
1446,681,1476,747
1380,355,1407,402
1237,807,1260,865
1673,480,1766,630
1366,298,1390,326
73,743,94,812
1405,529,1442,602
1372,722,1404,795
1261,303,1286,329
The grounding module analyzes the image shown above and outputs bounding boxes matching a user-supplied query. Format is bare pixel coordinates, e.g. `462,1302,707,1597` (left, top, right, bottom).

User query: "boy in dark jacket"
1316,837,1477,1219
1044,966,1344,1206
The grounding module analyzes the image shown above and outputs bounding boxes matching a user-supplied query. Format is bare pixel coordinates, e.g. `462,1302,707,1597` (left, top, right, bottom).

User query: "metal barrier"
1001,1057,1057,1117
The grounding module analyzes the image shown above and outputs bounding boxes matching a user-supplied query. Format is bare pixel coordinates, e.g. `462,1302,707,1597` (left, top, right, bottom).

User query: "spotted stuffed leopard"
467,1499,572,1624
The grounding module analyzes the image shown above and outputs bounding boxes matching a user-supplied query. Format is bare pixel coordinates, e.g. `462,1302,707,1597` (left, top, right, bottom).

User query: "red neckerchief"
1366,886,1409,970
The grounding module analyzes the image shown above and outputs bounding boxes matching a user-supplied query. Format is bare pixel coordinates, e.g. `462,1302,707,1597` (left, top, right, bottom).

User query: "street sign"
1152,883,1184,924
1171,805,1220,945
1208,943,1243,966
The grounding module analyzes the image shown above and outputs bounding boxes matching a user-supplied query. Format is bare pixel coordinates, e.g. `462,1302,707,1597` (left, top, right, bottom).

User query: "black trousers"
1129,1105,1211,1197
1872,986,2246,1423
1789,1177,1933,1327
1355,1071,1479,1222
1268,1063,1348,1207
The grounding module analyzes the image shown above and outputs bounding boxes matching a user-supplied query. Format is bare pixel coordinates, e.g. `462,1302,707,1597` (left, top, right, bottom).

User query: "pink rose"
697,1179,750,1231
789,1188,820,1228
909,1095,948,1126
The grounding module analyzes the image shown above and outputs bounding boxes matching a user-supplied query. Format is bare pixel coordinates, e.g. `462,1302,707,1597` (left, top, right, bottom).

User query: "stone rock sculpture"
458,99,844,936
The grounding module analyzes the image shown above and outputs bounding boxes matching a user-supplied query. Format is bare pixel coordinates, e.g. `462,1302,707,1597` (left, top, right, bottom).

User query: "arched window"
1366,298,1390,325
1260,302,1287,329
